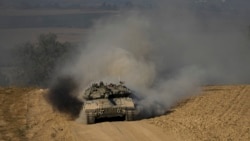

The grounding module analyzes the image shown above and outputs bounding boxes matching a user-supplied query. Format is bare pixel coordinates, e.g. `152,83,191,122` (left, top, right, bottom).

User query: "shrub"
14,33,75,86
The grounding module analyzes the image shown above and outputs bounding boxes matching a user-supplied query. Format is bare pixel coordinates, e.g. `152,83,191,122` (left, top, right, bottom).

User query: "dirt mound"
0,87,73,141
149,85,250,140
0,85,249,140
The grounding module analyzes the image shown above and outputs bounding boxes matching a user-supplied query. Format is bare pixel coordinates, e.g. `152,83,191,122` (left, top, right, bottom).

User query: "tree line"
1,25,250,87
0,33,76,87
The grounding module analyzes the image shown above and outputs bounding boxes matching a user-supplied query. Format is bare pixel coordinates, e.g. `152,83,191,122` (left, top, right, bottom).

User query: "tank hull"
82,82,136,124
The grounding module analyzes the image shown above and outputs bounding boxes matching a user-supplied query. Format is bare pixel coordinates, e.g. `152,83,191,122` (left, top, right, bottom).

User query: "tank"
82,81,136,124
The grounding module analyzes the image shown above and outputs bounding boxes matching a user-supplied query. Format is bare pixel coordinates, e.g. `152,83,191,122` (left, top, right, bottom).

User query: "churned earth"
0,85,249,141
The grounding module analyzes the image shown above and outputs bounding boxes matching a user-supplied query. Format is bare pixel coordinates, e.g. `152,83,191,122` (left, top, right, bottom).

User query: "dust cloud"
47,76,83,118
53,1,250,118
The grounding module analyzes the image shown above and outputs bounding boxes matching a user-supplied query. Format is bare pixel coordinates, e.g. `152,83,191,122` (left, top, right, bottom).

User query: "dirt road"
70,121,175,141
0,85,249,141
26,89,175,141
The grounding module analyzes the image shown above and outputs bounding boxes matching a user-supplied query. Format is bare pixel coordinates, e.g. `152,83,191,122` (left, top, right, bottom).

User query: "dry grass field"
0,85,249,141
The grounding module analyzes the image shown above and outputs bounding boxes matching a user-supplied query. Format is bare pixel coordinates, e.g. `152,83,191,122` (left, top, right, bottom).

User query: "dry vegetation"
0,85,249,141
148,85,250,140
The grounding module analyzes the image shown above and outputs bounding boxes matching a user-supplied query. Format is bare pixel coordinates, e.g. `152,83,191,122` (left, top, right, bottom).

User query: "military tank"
82,81,136,124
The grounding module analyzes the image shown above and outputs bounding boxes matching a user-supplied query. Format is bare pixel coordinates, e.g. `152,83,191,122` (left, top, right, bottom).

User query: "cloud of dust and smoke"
50,0,250,118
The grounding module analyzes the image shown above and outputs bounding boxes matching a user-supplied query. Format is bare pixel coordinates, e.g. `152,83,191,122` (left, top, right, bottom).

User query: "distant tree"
14,33,75,86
